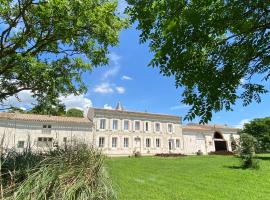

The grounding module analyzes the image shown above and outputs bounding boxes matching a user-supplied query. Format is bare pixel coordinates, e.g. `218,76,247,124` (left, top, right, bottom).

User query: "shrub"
155,153,186,157
239,133,259,169
134,151,142,157
3,144,116,200
196,150,203,156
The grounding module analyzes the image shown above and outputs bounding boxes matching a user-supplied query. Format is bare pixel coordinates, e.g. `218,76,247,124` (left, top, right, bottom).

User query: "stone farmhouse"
0,102,239,155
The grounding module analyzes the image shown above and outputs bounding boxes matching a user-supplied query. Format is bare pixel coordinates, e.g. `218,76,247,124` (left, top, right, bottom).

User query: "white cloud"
115,86,125,94
234,119,250,129
1,90,36,110
94,83,114,94
170,104,190,110
1,91,92,116
59,94,92,112
102,52,121,80
121,75,132,80
103,104,113,110
102,66,120,80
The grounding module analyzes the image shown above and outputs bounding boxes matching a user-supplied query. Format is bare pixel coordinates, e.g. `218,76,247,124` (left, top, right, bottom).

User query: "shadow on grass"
223,165,244,170
256,156,270,161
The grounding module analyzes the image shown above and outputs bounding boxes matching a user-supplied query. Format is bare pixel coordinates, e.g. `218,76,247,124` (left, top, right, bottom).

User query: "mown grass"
106,155,270,200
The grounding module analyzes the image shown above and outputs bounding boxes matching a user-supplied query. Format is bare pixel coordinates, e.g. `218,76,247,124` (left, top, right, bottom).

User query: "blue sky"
2,1,270,128
81,23,270,128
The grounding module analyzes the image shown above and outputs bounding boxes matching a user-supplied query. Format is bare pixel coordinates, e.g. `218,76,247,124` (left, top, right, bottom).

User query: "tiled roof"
183,123,239,131
182,125,211,131
91,108,181,122
0,112,91,124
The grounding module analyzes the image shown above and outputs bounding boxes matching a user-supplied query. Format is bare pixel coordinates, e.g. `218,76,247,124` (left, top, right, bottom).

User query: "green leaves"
243,117,270,153
0,0,127,105
127,0,270,123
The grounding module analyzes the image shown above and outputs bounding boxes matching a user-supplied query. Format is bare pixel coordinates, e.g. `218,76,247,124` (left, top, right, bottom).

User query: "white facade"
0,113,92,152
0,105,239,156
88,107,183,156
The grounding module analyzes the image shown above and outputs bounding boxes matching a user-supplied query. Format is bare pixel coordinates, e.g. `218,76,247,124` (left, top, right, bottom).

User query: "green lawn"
106,155,270,200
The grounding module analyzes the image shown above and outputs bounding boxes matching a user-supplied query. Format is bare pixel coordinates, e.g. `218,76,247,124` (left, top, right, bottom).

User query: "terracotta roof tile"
0,112,91,124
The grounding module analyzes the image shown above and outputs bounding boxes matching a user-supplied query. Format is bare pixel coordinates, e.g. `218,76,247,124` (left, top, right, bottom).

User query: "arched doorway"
213,132,228,151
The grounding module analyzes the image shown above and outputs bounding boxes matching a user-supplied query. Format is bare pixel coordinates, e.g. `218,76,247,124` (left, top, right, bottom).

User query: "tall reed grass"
1,144,116,200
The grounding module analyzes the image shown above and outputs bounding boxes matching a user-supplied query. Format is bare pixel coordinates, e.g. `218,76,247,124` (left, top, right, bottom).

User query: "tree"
127,0,270,123
243,117,270,153
0,0,127,104
238,133,259,169
66,108,84,118
28,98,66,116
7,106,26,113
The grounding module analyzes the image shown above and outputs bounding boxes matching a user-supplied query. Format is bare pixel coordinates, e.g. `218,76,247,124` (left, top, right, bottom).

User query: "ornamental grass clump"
11,144,116,200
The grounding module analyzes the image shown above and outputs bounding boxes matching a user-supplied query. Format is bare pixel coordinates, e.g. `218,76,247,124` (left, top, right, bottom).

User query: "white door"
183,134,197,154
134,137,141,152
196,139,206,154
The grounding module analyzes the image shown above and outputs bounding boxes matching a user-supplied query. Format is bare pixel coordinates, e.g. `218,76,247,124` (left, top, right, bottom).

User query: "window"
168,124,173,133
155,123,160,132
156,138,160,148
112,137,117,148
146,138,151,148
37,137,53,148
176,139,180,148
63,137,67,143
99,137,105,147
124,120,129,130
112,120,118,130
42,124,52,134
169,140,173,150
100,119,106,129
17,141,25,148
124,138,129,148
135,121,140,131
145,122,149,131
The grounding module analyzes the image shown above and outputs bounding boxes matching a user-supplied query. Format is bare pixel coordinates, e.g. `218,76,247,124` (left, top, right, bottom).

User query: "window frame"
42,124,52,134
155,122,161,132
124,137,129,148
156,138,160,148
17,140,25,148
145,121,151,132
98,137,105,148
112,119,118,130
134,120,140,131
99,119,106,130
37,137,53,148
146,138,151,148
176,139,180,148
123,120,129,131
168,123,173,133
112,137,118,148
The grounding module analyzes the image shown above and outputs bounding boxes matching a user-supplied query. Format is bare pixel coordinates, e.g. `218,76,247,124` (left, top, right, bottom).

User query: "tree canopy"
127,0,270,123
0,0,127,105
66,108,84,118
243,117,270,153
